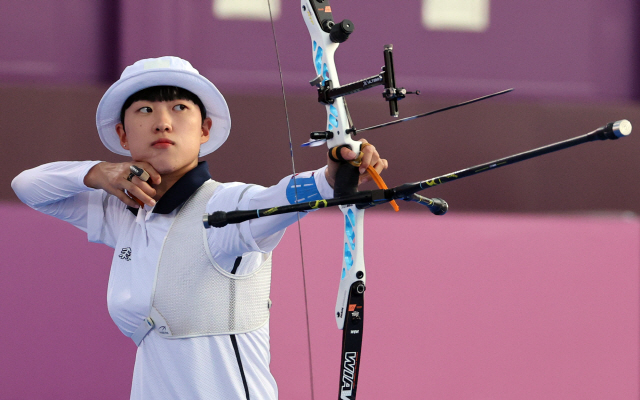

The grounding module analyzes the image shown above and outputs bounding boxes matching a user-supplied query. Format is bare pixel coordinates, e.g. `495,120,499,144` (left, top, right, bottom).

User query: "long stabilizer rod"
392,119,631,198
204,120,631,228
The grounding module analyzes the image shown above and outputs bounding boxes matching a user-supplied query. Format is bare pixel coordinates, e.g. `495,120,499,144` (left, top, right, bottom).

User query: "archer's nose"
155,122,172,132
154,111,172,132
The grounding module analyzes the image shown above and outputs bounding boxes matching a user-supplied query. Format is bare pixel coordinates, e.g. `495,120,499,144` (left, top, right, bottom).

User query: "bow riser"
301,1,359,151
301,0,366,332
336,205,365,329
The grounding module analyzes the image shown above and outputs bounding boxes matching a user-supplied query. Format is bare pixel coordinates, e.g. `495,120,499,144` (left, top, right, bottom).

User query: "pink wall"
1,203,638,399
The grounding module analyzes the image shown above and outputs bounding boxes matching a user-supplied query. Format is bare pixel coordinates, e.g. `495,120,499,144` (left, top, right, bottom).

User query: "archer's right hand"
84,162,161,208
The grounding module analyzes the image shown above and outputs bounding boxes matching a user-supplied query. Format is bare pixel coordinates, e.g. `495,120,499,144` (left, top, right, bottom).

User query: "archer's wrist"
83,162,108,189
324,166,336,189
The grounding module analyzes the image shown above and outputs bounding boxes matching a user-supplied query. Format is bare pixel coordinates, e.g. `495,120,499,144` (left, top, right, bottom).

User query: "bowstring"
267,2,316,399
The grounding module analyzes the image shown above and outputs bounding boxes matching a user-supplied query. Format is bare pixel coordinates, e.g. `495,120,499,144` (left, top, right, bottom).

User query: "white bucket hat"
96,56,231,157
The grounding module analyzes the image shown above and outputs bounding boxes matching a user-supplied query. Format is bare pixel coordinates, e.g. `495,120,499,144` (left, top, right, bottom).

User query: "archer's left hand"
325,139,389,188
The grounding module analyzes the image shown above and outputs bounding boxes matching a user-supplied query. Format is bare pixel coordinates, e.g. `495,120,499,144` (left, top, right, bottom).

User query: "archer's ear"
201,117,212,144
116,123,128,150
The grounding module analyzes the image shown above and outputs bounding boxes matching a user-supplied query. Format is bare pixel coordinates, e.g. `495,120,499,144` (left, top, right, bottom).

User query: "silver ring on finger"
129,165,150,182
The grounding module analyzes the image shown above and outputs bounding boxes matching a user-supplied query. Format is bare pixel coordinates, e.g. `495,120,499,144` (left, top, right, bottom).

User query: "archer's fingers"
113,189,143,208
129,175,157,199
123,181,156,207
357,143,379,173
371,158,388,175
338,146,358,161
336,139,375,163
359,158,388,184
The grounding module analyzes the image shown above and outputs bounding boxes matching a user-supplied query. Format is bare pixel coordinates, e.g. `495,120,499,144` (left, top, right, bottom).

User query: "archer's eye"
173,104,187,111
138,106,152,113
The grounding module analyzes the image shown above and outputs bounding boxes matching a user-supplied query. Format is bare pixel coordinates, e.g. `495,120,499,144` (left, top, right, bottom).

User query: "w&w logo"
119,247,132,261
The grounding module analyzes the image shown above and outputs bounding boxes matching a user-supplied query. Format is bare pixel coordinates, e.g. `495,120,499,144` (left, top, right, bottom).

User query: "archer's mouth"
151,139,175,148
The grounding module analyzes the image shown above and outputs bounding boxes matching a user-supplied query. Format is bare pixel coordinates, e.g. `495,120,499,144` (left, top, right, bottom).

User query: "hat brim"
96,68,231,157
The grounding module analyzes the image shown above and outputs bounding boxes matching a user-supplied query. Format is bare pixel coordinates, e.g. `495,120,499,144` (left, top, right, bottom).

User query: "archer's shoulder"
213,181,263,192
209,181,266,204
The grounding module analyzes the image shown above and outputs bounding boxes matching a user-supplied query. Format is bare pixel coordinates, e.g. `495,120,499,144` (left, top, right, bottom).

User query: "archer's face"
116,99,211,176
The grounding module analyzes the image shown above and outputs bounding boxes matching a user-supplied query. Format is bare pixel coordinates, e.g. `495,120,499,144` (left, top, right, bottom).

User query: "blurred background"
1,0,639,212
1,1,639,399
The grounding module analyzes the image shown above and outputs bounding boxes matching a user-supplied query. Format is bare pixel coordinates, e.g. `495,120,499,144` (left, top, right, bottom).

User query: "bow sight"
306,0,419,144
310,43,415,118
304,1,513,148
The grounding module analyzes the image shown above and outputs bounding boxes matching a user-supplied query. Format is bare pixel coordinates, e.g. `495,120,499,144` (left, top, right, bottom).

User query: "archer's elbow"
11,169,33,205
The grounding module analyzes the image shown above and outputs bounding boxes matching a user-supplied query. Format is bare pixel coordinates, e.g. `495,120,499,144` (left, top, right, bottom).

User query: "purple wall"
2,203,638,399
119,0,640,100
0,1,119,84
0,0,638,100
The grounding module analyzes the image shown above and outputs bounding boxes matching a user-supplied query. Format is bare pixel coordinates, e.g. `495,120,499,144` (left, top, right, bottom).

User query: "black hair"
119,86,207,129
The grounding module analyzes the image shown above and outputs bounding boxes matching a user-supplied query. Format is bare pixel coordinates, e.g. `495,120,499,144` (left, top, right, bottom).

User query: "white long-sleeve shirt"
11,161,332,400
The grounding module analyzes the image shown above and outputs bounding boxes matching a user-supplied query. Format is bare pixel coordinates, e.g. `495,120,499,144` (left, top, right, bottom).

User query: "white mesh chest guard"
140,180,272,342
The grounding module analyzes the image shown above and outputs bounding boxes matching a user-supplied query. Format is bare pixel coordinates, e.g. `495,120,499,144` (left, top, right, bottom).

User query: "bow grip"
329,144,360,197
334,163,360,197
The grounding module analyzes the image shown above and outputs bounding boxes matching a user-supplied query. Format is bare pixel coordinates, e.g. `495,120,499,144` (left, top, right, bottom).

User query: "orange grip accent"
366,166,399,212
